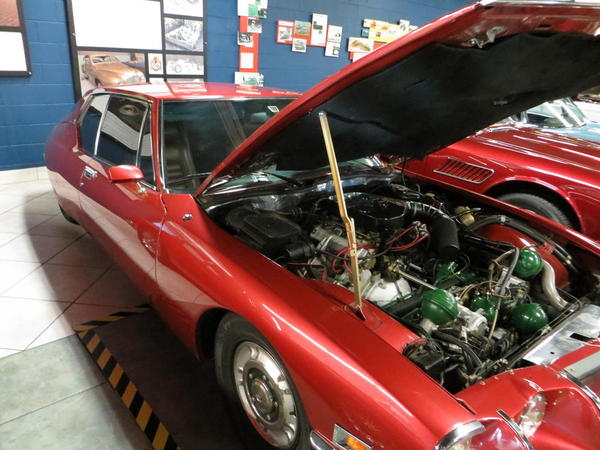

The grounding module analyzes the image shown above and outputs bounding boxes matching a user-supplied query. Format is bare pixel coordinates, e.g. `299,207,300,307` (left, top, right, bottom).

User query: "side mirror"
107,165,144,183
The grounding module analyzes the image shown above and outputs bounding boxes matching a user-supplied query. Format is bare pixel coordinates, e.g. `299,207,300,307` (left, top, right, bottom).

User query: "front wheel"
497,192,574,229
214,313,310,450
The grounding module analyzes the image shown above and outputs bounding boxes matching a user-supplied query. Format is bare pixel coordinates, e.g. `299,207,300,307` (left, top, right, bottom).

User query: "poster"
66,0,206,97
247,17,262,33
324,24,342,58
325,42,340,58
77,51,146,91
348,37,374,53
237,0,267,19
292,38,307,53
310,13,328,47
165,17,203,51
327,25,343,43
293,21,311,40
163,0,203,17
0,0,30,76
238,31,254,47
276,20,294,44
235,71,264,87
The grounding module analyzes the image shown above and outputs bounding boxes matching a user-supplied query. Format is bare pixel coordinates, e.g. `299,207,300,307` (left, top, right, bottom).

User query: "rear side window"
97,96,148,167
138,112,154,184
79,95,109,154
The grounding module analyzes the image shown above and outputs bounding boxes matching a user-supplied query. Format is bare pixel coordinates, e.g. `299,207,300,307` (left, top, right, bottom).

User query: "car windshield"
93,56,120,64
523,98,587,128
161,97,297,192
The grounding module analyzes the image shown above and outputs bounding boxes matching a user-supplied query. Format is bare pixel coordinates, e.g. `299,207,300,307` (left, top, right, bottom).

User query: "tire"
497,192,574,228
214,313,310,450
59,206,79,225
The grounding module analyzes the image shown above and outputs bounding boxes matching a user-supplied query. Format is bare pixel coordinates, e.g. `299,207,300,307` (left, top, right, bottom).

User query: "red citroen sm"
404,122,600,240
46,2,600,449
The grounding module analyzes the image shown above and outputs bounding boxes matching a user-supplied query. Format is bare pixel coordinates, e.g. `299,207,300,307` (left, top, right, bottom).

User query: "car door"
78,94,165,298
51,94,110,224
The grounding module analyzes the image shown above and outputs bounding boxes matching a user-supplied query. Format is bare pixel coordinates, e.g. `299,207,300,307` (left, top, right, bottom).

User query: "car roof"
98,82,300,101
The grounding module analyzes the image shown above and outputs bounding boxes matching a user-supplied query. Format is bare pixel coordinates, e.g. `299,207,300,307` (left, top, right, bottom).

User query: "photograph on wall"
276,20,294,44
292,38,307,53
0,0,30,76
239,51,256,70
163,0,203,18
234,71,264,87
77,51,145,93
148,53,164,75
348,37,374,53
327,25,343,43
166,53,204,76
165,17,203,51
309,13,327,47
66,0,207,97
237,31,254,47
237,0,267,19
293,20,310,39
0,0,19,26
246,17,262,33
325,41,340,58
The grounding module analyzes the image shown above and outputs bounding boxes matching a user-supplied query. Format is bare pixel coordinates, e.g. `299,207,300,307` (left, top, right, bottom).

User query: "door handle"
83,166,98,180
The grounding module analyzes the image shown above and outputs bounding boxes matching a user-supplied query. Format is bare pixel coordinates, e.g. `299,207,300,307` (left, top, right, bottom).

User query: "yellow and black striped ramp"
73,306,180,450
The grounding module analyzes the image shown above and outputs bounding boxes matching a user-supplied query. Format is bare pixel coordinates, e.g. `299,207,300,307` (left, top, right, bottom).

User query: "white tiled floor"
0,173,144,356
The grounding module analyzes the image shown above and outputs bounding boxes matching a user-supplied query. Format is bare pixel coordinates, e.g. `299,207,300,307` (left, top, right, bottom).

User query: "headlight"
435,421,485,450
517,394,546,438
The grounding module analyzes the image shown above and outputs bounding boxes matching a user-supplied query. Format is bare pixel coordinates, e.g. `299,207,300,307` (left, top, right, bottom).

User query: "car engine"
208,181,600,393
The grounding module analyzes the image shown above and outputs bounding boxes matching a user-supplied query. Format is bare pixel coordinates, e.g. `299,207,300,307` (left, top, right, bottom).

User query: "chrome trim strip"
310,431,333,450
560,369,600,411
563,350,600,381
433,158,494,184
497,409,534,450
435,420,485,450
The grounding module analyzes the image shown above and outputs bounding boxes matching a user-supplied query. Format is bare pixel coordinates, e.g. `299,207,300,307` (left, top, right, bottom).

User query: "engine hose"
432,330,482,371
404,202,459,260
469,215,577,273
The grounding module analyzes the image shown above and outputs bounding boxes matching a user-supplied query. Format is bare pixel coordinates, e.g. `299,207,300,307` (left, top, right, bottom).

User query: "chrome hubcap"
233,341,298,448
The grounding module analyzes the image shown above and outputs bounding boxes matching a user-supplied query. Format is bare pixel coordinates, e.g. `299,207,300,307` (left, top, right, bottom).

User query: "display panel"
0,0,31,76
66,0,206,97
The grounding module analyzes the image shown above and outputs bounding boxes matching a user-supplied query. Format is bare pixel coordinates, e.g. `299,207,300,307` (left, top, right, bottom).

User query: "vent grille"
434,158,493,184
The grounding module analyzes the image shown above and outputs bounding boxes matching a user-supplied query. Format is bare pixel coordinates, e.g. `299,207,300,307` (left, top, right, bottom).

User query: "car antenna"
318,111,365,321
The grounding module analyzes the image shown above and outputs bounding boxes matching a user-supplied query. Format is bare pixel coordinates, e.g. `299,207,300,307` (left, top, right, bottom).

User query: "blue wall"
0,0,470,171
207,0,470,92
0,0,75,171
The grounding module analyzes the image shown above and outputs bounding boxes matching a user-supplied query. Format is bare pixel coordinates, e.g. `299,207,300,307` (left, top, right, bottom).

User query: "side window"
137,112,154,184
96,95,148,166
79,95,109,154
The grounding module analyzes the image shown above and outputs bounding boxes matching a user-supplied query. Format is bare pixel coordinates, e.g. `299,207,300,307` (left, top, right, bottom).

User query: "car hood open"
196,1,600,195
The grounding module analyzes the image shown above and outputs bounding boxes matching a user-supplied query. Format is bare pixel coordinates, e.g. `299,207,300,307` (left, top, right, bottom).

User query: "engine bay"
204,176,600,393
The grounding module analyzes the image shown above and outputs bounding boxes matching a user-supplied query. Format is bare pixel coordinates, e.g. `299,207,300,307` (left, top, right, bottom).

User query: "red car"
405,122,600,240
45,2,600,450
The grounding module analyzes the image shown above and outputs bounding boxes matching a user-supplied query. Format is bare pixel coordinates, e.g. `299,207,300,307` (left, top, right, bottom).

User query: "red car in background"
405,123,600,240
45,2,600,450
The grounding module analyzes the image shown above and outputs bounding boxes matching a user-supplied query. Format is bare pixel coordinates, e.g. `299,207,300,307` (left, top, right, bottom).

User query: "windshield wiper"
260,171,303,187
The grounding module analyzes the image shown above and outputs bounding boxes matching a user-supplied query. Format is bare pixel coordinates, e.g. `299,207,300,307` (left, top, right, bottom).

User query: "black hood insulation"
244,32,600,171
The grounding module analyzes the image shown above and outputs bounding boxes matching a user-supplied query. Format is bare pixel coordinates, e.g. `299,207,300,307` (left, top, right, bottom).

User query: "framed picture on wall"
276,20,294,44
65,0,206,98
0,0,31,76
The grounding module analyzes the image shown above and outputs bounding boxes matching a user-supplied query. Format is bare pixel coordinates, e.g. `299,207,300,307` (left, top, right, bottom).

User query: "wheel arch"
195,307,230,358
484,179,582,231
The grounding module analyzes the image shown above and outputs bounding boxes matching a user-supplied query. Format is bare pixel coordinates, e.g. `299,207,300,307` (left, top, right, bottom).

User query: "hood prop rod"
318,111,365,321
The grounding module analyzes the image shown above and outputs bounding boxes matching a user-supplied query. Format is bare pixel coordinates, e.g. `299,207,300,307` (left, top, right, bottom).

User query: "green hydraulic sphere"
511,303,548,335
470,295,497,322
421,289,459,325
514,249,544,279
